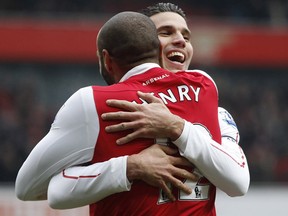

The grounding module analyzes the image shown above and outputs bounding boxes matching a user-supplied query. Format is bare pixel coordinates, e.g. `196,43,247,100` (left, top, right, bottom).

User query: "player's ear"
102,49,113,73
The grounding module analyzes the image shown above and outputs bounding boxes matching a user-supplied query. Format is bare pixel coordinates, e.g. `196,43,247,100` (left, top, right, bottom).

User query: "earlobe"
102,49,112,72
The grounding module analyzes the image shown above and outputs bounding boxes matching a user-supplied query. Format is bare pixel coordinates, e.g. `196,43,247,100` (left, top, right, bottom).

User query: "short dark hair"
97,11,160,67
140,2,186,19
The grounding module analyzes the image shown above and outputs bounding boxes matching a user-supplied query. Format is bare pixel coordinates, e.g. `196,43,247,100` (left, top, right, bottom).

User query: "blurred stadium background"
0,0,288,215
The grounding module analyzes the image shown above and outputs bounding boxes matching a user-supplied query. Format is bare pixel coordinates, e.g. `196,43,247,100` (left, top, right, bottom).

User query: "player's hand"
127,144,199,201
101,91,185,144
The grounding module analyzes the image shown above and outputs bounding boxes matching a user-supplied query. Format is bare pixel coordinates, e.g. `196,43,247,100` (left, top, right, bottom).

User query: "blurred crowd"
0,63,101,182
213,68,288,183
0,0,287,23
0,79,51,182
0,63,287,183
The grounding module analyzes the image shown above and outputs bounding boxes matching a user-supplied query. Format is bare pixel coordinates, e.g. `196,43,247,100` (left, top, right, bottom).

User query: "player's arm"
48,156,130,209
16,89,197,207
48,144,198,209
15,87,99,201
102,91,250,197
173,119,250,197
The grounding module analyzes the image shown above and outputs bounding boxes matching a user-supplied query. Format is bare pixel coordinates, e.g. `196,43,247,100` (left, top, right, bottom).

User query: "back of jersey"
90,67,220,216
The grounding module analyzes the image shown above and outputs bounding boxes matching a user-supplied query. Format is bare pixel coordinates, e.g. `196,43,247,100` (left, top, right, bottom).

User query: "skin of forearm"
126,154,141,182
167,114,185,141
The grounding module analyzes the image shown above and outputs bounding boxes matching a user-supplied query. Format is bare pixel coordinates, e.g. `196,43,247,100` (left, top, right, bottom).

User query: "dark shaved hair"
140,2,186,19
97,11,161,70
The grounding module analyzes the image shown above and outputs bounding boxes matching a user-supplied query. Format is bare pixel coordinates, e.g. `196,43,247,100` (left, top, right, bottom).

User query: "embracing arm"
48,156,130,209
17,89,197,207
102,91,250,197
15,87,98,200
48,144,198,209
174,110,250,197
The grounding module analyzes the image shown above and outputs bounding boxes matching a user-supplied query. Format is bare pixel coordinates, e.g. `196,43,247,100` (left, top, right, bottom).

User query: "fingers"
169,178,192,195
104,92,163,114
104,121,136,133
159,178,194,202
101,111,134,121
168,170,199,194
101,101,141,121
137,91,163,104
115,131,140,145
178,170,200,183
171,156,195,168
162,171,198,198
159,182,176,202
106,99,138,111
155,144,178,155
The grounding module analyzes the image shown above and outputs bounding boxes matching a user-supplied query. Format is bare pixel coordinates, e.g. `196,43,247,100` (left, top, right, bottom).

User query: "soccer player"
16,11,221,215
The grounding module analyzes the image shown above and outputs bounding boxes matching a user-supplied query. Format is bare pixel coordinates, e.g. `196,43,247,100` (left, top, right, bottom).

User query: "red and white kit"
16,63,249,216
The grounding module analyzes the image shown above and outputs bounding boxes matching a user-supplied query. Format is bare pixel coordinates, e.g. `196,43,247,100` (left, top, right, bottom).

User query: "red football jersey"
90,67,221,216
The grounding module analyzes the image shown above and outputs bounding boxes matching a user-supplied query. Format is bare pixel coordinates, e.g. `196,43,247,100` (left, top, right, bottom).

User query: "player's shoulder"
180,69,218,90
184,69,213,80
66,86,94,104
52,86,94,126
75,86,93,97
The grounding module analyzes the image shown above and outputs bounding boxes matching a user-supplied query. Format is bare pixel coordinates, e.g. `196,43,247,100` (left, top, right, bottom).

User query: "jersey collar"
119,63,161,83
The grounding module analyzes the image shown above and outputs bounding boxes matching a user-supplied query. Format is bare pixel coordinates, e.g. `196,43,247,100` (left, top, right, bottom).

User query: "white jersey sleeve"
48,156,131,209
15,87,129,201
174,107,250,197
